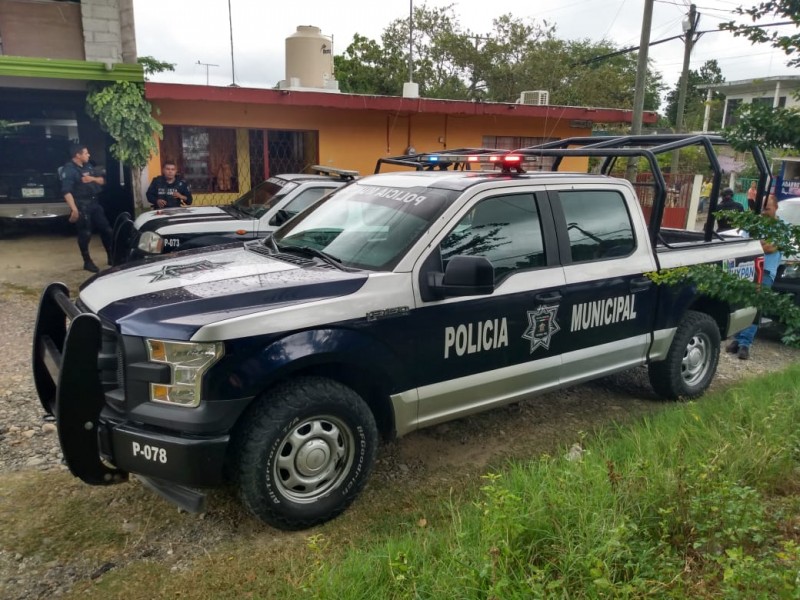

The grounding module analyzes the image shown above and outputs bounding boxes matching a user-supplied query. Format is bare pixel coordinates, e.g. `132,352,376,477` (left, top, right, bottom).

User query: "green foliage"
722,0,800,68
85,80,162,170
334,6,664,109
137,55,176,78
292,366,800,598
648,209,800,346
665,59,725,130
720,1,800,149
724,102,800,152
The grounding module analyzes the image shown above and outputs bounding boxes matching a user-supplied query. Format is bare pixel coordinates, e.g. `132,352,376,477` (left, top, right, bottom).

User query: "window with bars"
160,126,319,205
162,126,238,194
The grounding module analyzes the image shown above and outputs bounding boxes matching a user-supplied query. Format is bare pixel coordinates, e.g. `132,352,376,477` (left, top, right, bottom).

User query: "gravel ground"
2,234,800,598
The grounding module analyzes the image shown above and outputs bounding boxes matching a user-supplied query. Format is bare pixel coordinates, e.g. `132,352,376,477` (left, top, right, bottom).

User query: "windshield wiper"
284,244,345,269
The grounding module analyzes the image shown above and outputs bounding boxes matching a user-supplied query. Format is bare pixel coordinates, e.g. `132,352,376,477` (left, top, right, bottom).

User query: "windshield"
274,181,458,270
233,178,299,218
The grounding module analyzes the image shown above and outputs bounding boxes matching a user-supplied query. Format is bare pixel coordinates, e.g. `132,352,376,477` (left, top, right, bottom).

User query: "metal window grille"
160,127,319,206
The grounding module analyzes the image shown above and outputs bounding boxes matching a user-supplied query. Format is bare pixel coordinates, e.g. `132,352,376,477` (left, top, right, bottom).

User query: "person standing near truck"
716,188,744,231
61,143,112,273
726,194,782,360
747,181,758,212
146,161,192,209
699,179,712,213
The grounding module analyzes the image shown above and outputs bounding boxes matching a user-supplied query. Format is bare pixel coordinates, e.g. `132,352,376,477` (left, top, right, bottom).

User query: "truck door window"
559,190,635,262
440,193,545,281
283,186,334,217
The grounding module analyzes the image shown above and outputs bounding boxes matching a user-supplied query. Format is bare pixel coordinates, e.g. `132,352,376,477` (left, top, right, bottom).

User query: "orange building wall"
148,100,592,202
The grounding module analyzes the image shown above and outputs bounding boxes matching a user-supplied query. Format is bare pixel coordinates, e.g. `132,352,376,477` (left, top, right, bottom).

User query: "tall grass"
297,366,800,599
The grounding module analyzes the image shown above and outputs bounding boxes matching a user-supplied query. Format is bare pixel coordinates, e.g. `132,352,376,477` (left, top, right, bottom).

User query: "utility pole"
675,4,700,134
671,4,700,174
196,60,219,86
626,0,654,181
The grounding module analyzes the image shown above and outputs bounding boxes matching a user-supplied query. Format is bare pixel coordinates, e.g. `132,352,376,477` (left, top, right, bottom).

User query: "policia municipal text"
61,144,113,273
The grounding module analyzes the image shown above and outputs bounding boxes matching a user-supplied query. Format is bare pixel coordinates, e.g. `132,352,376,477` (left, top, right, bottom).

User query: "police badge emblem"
522,304,560,353
141,259,232,283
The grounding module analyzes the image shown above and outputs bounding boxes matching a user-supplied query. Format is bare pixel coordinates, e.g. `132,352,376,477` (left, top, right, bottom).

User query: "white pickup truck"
33,135,768,530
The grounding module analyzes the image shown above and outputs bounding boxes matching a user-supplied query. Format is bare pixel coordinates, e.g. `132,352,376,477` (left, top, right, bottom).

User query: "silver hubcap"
272,416,354,503
681,331,712,386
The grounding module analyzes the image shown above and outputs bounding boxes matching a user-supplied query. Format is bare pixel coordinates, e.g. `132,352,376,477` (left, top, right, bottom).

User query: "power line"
576,20,797,67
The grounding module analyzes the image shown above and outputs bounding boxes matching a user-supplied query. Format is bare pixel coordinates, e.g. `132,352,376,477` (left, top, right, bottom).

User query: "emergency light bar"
419,153,538,172
310,165,359,179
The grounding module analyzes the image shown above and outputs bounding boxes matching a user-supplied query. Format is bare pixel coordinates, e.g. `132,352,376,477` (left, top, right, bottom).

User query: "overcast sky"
133,0,797,109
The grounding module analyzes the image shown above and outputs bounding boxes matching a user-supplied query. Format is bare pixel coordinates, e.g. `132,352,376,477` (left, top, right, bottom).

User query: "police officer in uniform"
145,160,192,209
716,187,744,232
61,143,113,273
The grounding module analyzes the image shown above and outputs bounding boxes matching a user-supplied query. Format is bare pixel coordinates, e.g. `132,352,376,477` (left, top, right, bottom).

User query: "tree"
664,60,725,131
721,1,800,148
333,7,664,110
85,57,174,210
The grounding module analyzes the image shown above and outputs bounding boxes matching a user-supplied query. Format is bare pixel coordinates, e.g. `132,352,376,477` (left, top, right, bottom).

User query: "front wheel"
649,310,721,400
234,376,378,530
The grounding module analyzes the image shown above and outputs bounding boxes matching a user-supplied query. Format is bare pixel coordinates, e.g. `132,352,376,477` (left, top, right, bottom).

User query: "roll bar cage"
375,134,771,246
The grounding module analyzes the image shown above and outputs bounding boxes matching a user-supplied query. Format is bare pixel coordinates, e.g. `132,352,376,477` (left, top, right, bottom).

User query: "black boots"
81,251,99,273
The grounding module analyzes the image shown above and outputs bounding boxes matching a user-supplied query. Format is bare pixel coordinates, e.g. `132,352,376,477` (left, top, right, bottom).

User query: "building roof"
697,75,800,95
145,83,657,125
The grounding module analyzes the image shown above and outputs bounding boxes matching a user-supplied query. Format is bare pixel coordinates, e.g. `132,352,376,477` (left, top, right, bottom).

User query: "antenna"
196,60,219,85
402,1,419,98
227,0,238,87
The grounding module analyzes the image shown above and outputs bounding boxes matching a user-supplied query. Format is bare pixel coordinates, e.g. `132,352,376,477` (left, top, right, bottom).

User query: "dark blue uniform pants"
76,198,112,258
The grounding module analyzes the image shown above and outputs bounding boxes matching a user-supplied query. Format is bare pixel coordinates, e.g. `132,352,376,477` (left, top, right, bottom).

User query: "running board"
136,475,207,514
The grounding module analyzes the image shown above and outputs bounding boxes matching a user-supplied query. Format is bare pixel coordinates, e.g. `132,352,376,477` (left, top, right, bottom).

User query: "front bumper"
31,284,234,494
0,202,70,220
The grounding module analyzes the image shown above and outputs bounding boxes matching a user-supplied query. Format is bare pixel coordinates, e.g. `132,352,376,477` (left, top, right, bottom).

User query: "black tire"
234,376,378,530
649,310,721,400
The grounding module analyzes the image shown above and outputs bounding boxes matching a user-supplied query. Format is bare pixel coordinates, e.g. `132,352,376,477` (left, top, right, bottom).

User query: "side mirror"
428,255,495,298
269,209,291,227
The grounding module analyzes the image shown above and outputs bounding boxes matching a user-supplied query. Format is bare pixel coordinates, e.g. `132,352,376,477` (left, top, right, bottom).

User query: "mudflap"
32,282,71,416
56,312,126,485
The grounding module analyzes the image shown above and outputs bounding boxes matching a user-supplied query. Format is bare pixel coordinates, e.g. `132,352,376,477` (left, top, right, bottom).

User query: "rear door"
411,187,567,429
546,185,658,385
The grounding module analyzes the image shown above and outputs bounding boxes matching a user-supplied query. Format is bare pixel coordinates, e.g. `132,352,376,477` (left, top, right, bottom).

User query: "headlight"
782,262,800,279
138,231,164,254
145,340,224,407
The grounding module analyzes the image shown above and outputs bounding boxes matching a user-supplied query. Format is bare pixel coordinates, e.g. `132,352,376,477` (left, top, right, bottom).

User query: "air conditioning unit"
518,90,550,105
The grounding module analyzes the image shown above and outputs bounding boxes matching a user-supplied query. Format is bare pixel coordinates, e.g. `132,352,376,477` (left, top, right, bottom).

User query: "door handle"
535,291,563,303
630,277,653,292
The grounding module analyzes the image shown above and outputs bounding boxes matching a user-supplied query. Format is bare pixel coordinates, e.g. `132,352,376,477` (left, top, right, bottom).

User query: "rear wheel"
234,376,378,530
649,310,720,400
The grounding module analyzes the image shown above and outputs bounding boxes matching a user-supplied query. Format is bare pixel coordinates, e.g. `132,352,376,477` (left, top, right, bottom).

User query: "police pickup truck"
110,166,357,265
33,135,767,530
